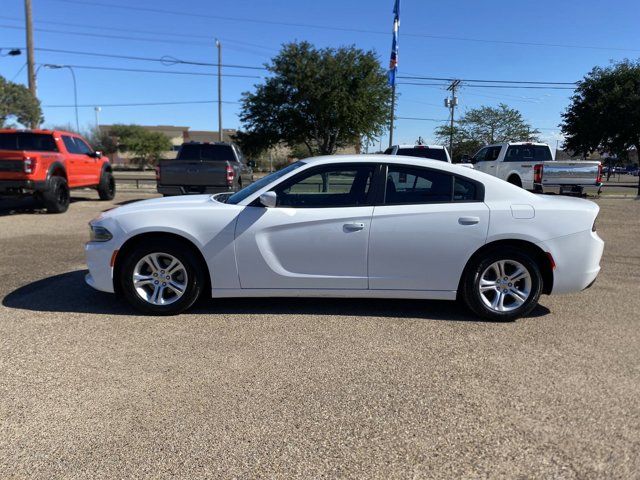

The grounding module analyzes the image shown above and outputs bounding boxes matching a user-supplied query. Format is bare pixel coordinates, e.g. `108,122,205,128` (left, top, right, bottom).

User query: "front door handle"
459,216,480,225
344,222,365,231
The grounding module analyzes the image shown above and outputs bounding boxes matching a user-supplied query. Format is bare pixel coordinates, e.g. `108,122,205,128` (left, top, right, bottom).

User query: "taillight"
596,164,602,184
23,157,36,174
533,164,544,184
226,165,235,186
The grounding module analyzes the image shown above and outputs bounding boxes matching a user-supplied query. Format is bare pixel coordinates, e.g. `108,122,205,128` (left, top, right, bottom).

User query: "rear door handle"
344,222,365,231
459,216,480,225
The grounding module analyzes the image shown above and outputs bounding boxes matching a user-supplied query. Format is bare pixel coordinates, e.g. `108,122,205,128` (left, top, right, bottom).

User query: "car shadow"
2,270,551,322
0,196,93,217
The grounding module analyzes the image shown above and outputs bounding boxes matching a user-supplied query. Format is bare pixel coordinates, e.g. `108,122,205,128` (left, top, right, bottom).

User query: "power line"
35,63,262,78
398,81,575,90
43,100,242,108
396,117,448,122
50,0,640,53
399,74,577,85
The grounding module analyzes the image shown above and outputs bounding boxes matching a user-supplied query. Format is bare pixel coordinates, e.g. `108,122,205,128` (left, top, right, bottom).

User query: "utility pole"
94,106,101,128
445,80,460,160
388,83,396,148
24,0,37,126
216,39,223,142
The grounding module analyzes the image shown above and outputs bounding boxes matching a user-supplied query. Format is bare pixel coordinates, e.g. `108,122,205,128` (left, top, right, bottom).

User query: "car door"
368,164,489,292
61,135,89,186
474,146,501,177
73,136,100,185
234,163,376,290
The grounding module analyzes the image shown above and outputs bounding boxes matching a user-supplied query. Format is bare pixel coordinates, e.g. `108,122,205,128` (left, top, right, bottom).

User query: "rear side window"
396,147,448,161
0,133,58,152
484,146,502,161
454,176,478,202
177,144,235,161
385,166,453,204
505,145,552,162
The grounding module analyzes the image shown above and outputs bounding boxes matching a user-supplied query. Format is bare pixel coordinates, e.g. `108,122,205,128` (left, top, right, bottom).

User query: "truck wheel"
460,247,543,322
507,175,523,188
42,176,70,213
97,171,116,200
119,239,206,315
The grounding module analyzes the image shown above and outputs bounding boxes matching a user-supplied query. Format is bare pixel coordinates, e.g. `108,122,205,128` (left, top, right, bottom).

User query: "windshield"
396,147,448,161
226,161,305,205
0,132,58,152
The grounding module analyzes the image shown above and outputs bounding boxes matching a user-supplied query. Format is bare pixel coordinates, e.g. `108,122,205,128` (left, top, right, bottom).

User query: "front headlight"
89,224,113,242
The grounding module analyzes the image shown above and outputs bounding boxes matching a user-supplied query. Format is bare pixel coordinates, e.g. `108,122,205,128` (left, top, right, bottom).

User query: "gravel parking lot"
0,191,638,478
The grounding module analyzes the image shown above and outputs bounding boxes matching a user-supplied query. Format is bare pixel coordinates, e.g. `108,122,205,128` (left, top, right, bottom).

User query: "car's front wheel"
119,239,206,315
461,248,543,321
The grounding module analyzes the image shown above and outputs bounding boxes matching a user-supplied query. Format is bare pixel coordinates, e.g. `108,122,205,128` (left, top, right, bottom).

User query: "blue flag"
388,0,400,86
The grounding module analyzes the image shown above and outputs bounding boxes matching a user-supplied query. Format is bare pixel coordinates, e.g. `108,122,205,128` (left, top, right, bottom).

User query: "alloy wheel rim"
479,259,532,313
132,252,188,306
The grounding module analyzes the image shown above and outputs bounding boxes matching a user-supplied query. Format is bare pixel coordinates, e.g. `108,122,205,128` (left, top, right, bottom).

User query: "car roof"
395,144,445,149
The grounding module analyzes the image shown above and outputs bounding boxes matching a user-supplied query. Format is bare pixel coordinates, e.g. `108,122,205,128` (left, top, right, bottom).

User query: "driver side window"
473,147,488,163
274,165,374,208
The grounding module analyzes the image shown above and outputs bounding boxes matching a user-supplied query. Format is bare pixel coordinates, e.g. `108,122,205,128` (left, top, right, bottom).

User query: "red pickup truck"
0,129,115,213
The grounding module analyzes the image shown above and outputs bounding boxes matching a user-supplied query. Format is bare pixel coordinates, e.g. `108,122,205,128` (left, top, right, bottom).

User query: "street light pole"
37,64,80,132
94,106,101,129
216,39,223,142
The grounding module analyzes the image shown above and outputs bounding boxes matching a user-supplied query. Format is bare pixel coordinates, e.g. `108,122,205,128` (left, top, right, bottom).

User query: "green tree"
84,126,118,156
561,59,640,194
435,104,540,162
108,124,172,167
238,41,391,156
0,75,42,128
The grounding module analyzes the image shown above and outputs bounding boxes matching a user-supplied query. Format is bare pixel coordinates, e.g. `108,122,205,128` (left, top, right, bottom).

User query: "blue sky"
1,0,639,148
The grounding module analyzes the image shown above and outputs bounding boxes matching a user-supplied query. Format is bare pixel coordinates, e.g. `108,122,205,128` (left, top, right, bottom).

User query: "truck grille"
0,160,24,173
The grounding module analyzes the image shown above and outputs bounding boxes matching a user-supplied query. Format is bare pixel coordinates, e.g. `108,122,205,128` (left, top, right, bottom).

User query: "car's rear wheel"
461,248,542,321
97,171,116,200
119,239,205,315
42,176,70,213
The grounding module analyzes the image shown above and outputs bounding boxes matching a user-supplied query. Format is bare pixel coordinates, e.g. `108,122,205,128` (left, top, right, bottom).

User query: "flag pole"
389,83,395,148
388,0,400,149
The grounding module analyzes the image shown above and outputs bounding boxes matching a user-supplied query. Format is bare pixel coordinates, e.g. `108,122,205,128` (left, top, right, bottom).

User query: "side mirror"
89,151,102,158
259,191,277,208
461,154,471,164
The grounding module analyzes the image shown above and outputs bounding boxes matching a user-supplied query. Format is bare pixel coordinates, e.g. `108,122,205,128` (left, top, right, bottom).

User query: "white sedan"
85,155,604,321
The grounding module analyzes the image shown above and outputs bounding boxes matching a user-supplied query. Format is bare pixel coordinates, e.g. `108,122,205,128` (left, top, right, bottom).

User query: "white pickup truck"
464,142,602,194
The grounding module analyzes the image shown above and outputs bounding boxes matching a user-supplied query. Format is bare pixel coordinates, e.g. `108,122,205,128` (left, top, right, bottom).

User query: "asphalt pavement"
0,191,638,479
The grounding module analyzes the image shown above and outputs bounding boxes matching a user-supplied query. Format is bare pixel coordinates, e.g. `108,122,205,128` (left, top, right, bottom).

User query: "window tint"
383,147,394,155
396,147,448,161
484,146,502,161
505,145,552,162
454,176,478,202
472,147,487,163
275,165,374,208
62,135,80,154
74,138,93,155
226,162,304,204
385,166,453,204
0,133,58,152
177,143,235,161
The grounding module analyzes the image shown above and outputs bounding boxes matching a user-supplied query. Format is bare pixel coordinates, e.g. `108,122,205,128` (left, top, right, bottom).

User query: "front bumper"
0,179,48,195
85,241,116,293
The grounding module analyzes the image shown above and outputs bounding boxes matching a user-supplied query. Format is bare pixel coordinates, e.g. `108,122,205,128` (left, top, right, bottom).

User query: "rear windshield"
177,143,235,161
396,147,448,162
0,132,58,152
504,145,552,162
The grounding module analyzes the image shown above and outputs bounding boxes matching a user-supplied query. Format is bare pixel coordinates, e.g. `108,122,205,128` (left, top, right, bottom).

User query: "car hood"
100,194,225,219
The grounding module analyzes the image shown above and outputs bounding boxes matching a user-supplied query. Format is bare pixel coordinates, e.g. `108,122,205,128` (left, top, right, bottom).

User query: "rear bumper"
537,229,604,294
0,179,47,195
157,184,234,196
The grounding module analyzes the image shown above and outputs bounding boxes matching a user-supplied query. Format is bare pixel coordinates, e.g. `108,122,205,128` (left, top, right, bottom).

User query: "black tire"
119,239,206,315
41,176,70,213
507,175,523,188
97,171,116,200
460,247,543,321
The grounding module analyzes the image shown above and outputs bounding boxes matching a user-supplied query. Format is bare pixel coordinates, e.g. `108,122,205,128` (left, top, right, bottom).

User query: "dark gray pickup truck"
157,142,253,196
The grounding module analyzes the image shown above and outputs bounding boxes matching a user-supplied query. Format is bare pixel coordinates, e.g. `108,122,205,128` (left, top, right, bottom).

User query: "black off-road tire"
460,247,543,322
97,171,116,200
119,239,206,315
41,176,70,213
